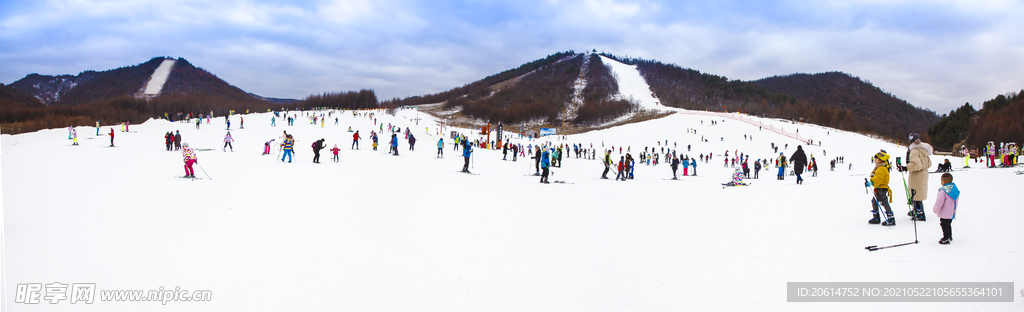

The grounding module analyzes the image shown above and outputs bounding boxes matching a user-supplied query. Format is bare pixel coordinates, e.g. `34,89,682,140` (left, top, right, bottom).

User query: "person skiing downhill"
437,138,444,158
182,142,197,178
903,133,933,221
867,151,896,226
223,131,234,152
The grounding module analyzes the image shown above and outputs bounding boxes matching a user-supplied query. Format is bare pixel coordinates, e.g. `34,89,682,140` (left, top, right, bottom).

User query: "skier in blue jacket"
390,134,399,156
461,140,473,172
540,148,551,183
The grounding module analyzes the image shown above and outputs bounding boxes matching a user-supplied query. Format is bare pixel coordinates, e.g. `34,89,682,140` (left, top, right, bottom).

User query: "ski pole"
196,163,213,180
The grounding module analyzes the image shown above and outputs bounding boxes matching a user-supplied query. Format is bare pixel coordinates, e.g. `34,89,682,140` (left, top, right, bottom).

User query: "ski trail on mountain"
142,59,176,95
599,55,661,109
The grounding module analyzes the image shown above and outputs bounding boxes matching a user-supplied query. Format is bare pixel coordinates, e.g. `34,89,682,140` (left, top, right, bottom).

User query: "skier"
670,154,680,179
281,135,294,163
461,139,473,173
932,172,960,244
776,152,786,180
437,138,444,158
390,133,399,156
511,144,519,161
312,138,325,163
108,128,115,147
165,132,173,150
722,167,745,186
223,131,234,152
753,159,761,179
71,129,78,146
408,133,416,151
182,142,197,178
96,120,100,136
903,133,932,221
533,145,542,175
331,144,340,162
503,143,509,160
601,150,612,179
540,147,551,183
790,145,808,184
690,158,697,176
174,131,182,151
615,156,626,181
371,132,378,151
866,151,896,226
680,155,689,176
263,140,275,155
352,130,361,149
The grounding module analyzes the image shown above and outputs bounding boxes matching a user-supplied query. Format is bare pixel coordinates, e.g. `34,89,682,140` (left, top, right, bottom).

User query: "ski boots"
868,212,881,224
939,238,950,245
881,213,896,226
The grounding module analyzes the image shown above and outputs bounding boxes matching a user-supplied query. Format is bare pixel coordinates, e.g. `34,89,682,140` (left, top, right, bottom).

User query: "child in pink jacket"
932,173,960,245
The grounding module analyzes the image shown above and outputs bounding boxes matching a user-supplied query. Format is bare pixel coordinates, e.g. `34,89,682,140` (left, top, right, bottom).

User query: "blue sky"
2,0,1023,114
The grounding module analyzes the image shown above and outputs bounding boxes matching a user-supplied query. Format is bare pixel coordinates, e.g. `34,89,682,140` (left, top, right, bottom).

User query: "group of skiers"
865,133,959,245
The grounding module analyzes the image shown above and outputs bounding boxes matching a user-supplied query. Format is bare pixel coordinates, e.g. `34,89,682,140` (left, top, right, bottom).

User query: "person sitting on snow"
723,167,746,186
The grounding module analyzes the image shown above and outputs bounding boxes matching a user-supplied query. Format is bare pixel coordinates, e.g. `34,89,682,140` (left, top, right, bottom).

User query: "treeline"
380,51,577,108
927,103,975,150
928,90,1024,150
10,57,166,106
0,93,279,134
574,54,635,124
452,54,581,123
599,53,937,140
296,90,379,110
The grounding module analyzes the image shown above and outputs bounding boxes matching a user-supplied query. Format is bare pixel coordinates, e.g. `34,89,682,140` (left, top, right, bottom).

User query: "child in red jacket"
331,144,341,162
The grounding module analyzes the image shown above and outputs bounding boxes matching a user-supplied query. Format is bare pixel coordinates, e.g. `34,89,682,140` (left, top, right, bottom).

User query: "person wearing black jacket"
670,154,680,179
789,145,808,184
312,139,326,163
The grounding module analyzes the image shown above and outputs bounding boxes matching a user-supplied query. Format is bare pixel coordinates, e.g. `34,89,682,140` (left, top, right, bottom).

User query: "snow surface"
142,59,176,95
2,109,1023,311
600,55,662,109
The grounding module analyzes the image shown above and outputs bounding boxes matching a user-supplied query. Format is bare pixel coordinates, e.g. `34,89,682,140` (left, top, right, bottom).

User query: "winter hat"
183,142,189,147
875,151,889,162
908,133,921,143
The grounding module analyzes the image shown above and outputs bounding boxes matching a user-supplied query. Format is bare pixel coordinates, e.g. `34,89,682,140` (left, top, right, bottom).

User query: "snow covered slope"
600,55,662,109
2,109,1022,311
141,59,176,96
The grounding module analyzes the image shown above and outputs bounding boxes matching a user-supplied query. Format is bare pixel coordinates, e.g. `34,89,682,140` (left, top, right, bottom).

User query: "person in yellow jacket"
866,151,895,226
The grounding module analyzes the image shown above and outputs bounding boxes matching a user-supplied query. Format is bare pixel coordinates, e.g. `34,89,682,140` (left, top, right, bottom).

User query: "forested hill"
753,72,940,140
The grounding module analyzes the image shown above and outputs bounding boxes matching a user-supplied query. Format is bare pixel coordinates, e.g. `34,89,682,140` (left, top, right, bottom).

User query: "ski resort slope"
141,59,175,95
2,109,1022,311
600,55,662,109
